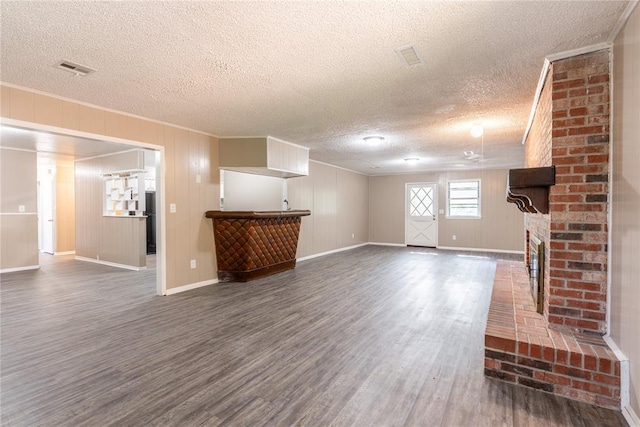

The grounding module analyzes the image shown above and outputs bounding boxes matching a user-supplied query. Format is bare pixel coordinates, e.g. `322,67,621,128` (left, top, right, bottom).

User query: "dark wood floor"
0,246,627,426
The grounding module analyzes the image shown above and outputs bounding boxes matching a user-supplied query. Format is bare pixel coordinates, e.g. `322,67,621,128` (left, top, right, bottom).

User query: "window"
447,179,481,218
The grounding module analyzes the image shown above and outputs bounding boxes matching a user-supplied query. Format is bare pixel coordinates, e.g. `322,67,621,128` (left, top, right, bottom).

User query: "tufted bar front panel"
206,210,310,282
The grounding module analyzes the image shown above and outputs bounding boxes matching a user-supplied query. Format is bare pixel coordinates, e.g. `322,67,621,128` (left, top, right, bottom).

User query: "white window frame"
446,179,482,219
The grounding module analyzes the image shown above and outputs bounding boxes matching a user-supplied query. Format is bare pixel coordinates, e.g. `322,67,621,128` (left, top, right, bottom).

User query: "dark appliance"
145,191,156,254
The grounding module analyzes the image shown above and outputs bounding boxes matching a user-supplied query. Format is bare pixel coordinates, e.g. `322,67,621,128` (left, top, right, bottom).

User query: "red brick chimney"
525,49,610,335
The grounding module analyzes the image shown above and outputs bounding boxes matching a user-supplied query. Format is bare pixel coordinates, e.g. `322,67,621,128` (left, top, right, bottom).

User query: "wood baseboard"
165,279,218,295
0,265,39,274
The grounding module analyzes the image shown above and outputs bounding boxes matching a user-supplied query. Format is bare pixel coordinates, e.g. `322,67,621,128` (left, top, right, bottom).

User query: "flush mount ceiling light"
404,157,420,165
470,124,484,138
363,136,384,146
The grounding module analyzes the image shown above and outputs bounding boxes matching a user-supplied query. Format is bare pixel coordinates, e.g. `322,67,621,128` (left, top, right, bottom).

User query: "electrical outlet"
452,235,457,241
190,259,196,269
170,203,176,213
18,205,25,213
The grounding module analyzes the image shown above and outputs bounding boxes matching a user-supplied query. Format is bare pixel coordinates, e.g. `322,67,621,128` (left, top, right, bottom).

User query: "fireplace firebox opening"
528,235,544,314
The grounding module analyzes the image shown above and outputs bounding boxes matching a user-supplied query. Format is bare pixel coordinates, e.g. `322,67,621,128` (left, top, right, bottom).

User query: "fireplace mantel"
506,166,555,214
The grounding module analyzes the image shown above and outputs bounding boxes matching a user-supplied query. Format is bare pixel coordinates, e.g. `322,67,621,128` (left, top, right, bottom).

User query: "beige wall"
0,85,219,291
75,150,147,267
219,138,267,167
55,162,75,253
369,168,524,252
611,4,640,416
336,168,369,248
0,148,39,270
288,161,369,258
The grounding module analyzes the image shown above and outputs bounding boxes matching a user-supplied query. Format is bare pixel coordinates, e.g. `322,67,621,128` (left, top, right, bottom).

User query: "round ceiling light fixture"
470,124,484,138
404,157,420,165
363,136,384,146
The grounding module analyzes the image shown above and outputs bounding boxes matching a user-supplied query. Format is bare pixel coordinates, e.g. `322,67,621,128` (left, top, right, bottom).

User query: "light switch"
196,174,201,184
170,203,176,213
439,209,444,215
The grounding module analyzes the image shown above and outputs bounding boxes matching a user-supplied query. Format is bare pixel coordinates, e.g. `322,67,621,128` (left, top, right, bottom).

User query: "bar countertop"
205,210,311,219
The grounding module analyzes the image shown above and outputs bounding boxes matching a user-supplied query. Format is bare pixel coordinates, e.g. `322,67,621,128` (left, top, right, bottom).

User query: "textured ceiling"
0,1,630,175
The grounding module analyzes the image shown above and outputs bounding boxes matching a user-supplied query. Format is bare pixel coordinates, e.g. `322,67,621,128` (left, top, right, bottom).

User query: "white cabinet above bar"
219,136,309,178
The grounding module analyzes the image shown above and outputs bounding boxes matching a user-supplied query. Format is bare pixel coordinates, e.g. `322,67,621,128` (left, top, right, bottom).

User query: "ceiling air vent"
395,45,424,68
464,150,482,160
55,60,96,76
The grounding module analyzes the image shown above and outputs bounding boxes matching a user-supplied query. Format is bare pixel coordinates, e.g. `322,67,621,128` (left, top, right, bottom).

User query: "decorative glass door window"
410,186,434,217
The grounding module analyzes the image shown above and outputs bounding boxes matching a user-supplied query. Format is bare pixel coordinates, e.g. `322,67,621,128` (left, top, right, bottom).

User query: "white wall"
222,170,285,211
611,3,640,417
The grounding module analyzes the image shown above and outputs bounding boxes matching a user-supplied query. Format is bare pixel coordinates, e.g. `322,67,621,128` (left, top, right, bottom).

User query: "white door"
40,173,55,254
405,183,437,247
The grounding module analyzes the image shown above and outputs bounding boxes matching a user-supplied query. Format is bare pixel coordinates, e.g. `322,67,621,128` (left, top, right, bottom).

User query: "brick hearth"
485,261,620,408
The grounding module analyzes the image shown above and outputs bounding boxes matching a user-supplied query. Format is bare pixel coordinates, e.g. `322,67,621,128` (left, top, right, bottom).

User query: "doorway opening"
2,120,165,295
37,162,56,254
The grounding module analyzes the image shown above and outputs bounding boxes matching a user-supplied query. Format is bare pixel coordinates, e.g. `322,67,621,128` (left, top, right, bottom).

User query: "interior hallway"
0,247,626,426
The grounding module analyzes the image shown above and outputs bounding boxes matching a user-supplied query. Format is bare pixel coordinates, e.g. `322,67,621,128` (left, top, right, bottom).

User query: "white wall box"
102,170,146,217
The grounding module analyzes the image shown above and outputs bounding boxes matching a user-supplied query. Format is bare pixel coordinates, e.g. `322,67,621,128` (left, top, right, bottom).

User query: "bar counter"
205,210,311,282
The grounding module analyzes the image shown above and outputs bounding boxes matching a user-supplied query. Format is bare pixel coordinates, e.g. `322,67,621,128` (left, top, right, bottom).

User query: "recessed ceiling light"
363,136,384,146
470,124,484,138
404,157,420,165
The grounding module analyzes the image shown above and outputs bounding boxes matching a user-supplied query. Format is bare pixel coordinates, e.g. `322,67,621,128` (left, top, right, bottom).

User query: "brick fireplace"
485,49,622,408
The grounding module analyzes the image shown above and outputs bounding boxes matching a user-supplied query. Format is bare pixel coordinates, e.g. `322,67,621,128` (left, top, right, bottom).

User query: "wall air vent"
395,45,425,68
55,60,96,76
